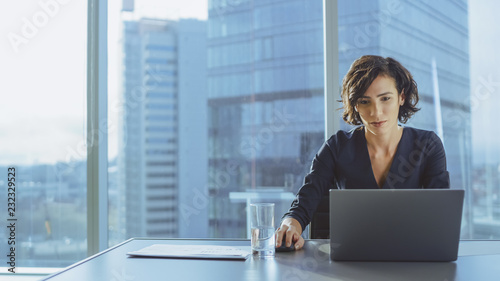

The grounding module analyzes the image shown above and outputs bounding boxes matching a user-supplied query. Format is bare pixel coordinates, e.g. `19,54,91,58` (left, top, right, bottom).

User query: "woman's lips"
371,121,386,127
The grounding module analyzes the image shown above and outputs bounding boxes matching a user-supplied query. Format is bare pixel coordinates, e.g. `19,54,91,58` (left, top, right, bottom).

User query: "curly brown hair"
341,55,420,125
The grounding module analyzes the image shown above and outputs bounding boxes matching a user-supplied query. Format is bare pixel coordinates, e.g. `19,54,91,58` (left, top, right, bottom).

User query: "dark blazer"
284,126,450,231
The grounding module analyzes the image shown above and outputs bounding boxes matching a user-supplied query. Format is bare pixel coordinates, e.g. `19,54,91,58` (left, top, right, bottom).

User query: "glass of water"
250,203,275,257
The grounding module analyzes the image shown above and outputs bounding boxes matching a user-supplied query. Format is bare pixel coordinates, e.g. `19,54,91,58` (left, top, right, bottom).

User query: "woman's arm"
422,132,450,188
276,135,339,250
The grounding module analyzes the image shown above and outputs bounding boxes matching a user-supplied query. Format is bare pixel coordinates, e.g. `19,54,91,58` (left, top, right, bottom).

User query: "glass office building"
118,18,208,239
5,0,500,272
207,0,325,237
207,0,474,238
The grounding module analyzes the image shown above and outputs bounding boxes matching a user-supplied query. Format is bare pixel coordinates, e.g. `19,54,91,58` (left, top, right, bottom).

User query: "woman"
275,55,450,251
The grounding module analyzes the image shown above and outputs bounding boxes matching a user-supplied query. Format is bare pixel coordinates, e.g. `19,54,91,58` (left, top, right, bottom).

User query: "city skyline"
1,1,499,166
3,0,500,269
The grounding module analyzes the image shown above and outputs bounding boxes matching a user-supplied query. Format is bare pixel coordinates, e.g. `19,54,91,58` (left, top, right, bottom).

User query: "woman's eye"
382,97,391,101
358,100,368,105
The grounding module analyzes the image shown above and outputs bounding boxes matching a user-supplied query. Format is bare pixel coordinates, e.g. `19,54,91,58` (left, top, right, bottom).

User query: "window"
336,0,500,239
110,0,500,249
2,0,499,274
108,0,324,243
0,0,88,270
109,0,500,243
468,0,500,239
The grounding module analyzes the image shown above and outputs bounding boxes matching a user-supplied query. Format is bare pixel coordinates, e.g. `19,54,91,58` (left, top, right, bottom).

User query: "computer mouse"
276,234,295,252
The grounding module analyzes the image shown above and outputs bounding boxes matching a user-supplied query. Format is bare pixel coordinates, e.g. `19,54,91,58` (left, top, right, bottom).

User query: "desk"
41,239,500,281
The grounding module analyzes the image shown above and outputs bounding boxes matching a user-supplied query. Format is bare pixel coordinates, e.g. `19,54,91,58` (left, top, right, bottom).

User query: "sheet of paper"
127,244,252,260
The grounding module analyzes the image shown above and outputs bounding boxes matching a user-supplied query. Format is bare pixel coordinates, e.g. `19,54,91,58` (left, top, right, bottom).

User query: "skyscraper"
207,0,325,237
207,0,471,237
119,17,207,239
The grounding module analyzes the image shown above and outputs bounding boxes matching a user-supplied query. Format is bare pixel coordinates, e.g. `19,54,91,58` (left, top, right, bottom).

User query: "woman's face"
355,75,405,136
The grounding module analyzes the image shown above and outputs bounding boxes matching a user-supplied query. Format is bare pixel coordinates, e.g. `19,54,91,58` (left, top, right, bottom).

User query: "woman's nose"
370,103,382,117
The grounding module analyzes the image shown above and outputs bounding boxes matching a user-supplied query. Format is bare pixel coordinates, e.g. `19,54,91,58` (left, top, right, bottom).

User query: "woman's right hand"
275,217,305,250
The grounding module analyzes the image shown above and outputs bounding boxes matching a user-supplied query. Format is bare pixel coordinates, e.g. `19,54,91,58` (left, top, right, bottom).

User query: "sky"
0,1,88,165
107,0,207,161
0,0,207,165
1,0,499,166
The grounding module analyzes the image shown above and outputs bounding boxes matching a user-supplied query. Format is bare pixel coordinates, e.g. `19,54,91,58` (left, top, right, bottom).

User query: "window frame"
6,0,496,276
0,0,108,276
86,0,340,255
323,0,341,137
85,0,340,255
6,0,494,276
87,0,108,256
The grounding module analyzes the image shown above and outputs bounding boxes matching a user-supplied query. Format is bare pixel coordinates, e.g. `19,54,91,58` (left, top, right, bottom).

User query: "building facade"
119,18,208,239
207,0,325,237
207,0,472,237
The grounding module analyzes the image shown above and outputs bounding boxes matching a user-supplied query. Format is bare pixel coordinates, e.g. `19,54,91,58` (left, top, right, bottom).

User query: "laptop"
329,189,464,261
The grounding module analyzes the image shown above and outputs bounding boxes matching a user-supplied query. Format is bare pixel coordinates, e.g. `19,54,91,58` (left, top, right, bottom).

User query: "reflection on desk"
41,238,500,281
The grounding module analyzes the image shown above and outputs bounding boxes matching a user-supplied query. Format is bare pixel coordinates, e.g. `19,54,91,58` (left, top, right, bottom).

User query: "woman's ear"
400,89,406,106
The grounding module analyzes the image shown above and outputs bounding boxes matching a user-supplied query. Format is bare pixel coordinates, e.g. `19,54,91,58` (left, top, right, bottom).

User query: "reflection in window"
208,0,324,238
